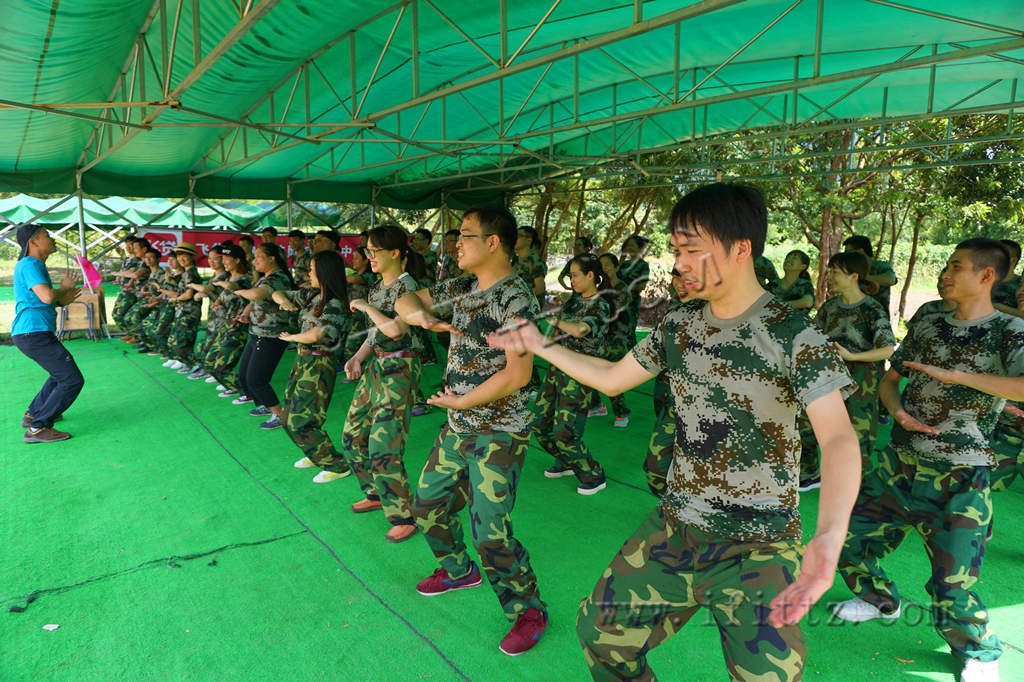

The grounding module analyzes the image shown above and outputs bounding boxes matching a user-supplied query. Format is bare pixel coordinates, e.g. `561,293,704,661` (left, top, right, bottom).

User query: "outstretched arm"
488,317,654,396
902,360,1024,402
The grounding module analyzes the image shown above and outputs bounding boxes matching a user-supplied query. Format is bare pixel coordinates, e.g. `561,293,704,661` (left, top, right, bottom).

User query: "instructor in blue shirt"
11,223,84,443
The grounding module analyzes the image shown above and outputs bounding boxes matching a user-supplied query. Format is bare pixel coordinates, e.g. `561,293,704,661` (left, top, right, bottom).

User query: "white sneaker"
232,395,253,405
313,470,350,483
169,360,185,370
162,359,175,367
205,376,219,384
218,389,238,398
832,597,901,623
294,457,315,469
215,384,226,391
960,658,999,682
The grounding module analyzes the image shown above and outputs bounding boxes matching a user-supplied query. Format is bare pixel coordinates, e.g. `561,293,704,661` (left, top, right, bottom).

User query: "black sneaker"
543,465,574,479
577,474,607,496
798,476,822,492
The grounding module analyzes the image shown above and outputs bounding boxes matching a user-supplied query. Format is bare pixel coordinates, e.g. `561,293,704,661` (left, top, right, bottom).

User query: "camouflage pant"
341,356,420,525
645,375,675,497
578,505,806,681
204,322,249,392
604,340,631,419
343,312,369,362
168,307,201,365
283,354,349,474
989,422,1023,492
194,317,224,365
112,290,137,327
837,445,1002,662
122,301,155,336
533,366,604,484
141,305,175,353
412,425,546,621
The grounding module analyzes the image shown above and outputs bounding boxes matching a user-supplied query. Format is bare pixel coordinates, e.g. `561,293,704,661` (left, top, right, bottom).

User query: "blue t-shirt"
12,257,57,335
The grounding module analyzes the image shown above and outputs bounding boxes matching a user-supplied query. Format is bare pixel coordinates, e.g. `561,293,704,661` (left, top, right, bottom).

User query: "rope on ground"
3,531,307,613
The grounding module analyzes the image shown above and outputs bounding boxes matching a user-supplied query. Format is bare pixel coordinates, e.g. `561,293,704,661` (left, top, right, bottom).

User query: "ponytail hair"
787,249,812,281
404,249,427,284
569,253,614,304
257,242,295,288
311,250,350,317
828,251,879,295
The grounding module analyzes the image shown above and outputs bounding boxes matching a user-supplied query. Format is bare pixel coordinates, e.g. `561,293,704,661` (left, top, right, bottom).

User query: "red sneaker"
499,608,548,656
416,563,482,596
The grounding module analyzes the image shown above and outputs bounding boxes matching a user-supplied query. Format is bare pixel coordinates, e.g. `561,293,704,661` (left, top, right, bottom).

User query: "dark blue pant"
12,332,85,430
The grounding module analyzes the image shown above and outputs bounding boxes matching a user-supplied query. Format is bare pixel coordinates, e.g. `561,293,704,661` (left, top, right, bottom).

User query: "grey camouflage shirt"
250,269,295,337
631,293,852,542
429,274,541,434
890,310,1024,466
815,295,895,355
366,272,422,354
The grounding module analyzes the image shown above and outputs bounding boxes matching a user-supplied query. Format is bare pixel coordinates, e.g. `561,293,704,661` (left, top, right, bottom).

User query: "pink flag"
75,255,103,291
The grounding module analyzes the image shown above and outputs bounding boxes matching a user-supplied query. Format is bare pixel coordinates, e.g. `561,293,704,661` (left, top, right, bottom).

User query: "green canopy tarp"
0,1,1022,206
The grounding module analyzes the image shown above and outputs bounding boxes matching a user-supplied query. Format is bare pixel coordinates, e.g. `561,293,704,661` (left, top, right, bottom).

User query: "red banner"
138,230,361,267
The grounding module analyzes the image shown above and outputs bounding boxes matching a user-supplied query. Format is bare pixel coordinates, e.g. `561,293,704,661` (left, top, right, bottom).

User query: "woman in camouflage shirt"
534,253,612,495
273,251,353,484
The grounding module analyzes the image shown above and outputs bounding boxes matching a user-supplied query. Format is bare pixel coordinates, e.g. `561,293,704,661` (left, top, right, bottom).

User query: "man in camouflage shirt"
395,205,548,657
489,183,862,681
288,229,313,287
834,238,1024,682
844,235,897,314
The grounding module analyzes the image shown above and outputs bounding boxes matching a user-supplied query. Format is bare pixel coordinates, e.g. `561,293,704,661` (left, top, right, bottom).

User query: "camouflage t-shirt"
429,274,541,434
513,251,546,292
631,293,852,542
905,299,955,336
205,271,231,327
421,250,439,285
218,274,252,320
121,256,144,291
552,293,610,357
869,260,896,312
815,295,895,355
890,310,1024,466
250,269,295,337
291,250,312,288
605,280,634,350
754,255,780,289
619,258,650,296
773,278,815,316
293,290,350,352
366,272,423,354
991,274,1021,308
347,271,378,301
176,266,203,316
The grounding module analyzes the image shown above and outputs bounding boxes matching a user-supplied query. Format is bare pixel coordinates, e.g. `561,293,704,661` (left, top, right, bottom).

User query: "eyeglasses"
456,232,495,243
365,247,387,256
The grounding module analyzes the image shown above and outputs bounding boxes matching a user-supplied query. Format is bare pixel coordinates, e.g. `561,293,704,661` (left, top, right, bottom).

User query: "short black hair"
239,235,255,246
135,237,151,250
955,237,1010,283
261,226,278,237
288,229,305,239
999,238,1021,263
669,182,766,259
843,235,873,259
412,228,432,241
463,204,517,258
445,229,460,238
145,247,161,259
315,229,341,249
575,235,594,251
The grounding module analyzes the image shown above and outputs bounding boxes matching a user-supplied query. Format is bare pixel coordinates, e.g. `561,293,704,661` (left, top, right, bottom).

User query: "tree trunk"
898,213,923,321
573,179,587,242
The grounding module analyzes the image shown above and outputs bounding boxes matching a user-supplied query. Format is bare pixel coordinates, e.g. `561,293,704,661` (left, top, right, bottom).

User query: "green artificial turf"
1,339,1022,681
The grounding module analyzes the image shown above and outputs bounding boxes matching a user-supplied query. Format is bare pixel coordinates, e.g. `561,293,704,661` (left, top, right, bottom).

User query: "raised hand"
769,534,841,627
426,386,467,410
893,408,940,435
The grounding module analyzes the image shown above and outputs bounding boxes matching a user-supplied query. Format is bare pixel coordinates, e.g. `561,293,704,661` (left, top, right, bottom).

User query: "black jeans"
12,332,85,429
237,333,287,408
